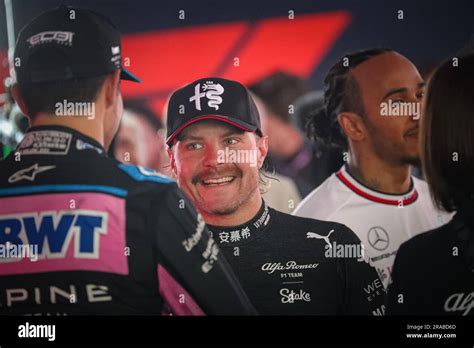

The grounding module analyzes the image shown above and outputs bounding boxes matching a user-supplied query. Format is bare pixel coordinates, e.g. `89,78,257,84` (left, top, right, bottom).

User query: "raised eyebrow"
381,82,426,102
381,87,408,101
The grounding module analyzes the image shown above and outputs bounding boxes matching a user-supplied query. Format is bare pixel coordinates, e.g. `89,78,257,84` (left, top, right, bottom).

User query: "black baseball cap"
14,6,140,84
166,77,262,145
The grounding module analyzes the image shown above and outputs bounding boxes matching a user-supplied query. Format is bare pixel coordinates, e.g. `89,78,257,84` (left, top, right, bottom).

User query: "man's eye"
186,143,203,150
416,91,424,99
224,138,238,145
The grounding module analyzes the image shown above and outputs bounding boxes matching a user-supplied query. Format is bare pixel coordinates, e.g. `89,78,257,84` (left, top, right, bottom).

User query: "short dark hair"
421,54,474,212
17,74,109,118
307,48,393,150
249,71,308,124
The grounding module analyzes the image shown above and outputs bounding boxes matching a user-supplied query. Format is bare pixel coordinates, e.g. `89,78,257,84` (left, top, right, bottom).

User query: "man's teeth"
203,176,234,185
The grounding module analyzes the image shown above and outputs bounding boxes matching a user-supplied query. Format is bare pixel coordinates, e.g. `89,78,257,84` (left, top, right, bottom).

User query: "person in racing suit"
166,77,386,315
0,6,255,316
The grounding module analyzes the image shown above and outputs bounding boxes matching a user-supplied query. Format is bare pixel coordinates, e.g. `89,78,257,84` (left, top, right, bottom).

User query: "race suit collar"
207,200,272,245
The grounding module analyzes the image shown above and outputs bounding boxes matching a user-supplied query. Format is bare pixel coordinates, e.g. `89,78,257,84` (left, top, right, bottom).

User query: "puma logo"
307,230,335,248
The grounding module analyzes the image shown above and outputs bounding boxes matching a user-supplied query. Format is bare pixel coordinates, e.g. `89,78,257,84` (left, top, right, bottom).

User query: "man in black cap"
166,77,386,315
0,7,255,316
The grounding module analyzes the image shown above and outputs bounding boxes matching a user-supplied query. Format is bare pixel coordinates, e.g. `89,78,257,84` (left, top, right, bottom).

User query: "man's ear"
338,112,366,142
104,71,121,109
167,147,178,177
256,135,269,168
12,84,31,117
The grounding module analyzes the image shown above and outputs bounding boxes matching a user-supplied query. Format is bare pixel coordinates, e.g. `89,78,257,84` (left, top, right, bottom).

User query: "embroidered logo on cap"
27,31,74,48
189,81,224,111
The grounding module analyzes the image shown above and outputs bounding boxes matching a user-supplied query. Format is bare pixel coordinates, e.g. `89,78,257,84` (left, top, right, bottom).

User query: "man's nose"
202,144,223,167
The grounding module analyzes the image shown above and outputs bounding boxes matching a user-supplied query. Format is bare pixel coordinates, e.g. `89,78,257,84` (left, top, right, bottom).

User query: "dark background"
0,0,473,115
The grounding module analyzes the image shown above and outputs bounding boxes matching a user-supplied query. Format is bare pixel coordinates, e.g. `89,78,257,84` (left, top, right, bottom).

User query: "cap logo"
189,81,224,111
111,46,120,55
27,31,74,48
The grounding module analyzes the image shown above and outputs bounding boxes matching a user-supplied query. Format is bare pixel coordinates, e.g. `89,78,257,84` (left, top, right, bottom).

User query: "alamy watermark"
0,242,38,262
18,322,56,341
380,100,421,120
324,241,367,262
217,147,257,167
55,99,95,120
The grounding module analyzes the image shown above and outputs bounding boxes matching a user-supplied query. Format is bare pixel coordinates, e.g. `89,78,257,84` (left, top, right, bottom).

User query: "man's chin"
202,202,240,216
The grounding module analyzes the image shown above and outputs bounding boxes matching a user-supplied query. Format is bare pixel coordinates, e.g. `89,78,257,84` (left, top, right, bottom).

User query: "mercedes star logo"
367,226,389,251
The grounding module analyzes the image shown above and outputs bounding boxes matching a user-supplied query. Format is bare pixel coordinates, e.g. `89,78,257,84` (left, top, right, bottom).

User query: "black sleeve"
153,184,257,315
338,225,387,316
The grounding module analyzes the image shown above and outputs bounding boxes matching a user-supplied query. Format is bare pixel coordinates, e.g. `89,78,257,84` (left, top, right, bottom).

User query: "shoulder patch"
117,164,175,184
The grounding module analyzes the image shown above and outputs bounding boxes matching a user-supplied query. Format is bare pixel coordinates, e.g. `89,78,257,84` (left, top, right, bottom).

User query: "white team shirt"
293,165,452,288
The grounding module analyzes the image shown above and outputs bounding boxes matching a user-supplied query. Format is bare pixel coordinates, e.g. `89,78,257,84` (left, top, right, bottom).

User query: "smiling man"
294,49,452,289
0,7,255,316
166,77,385,315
